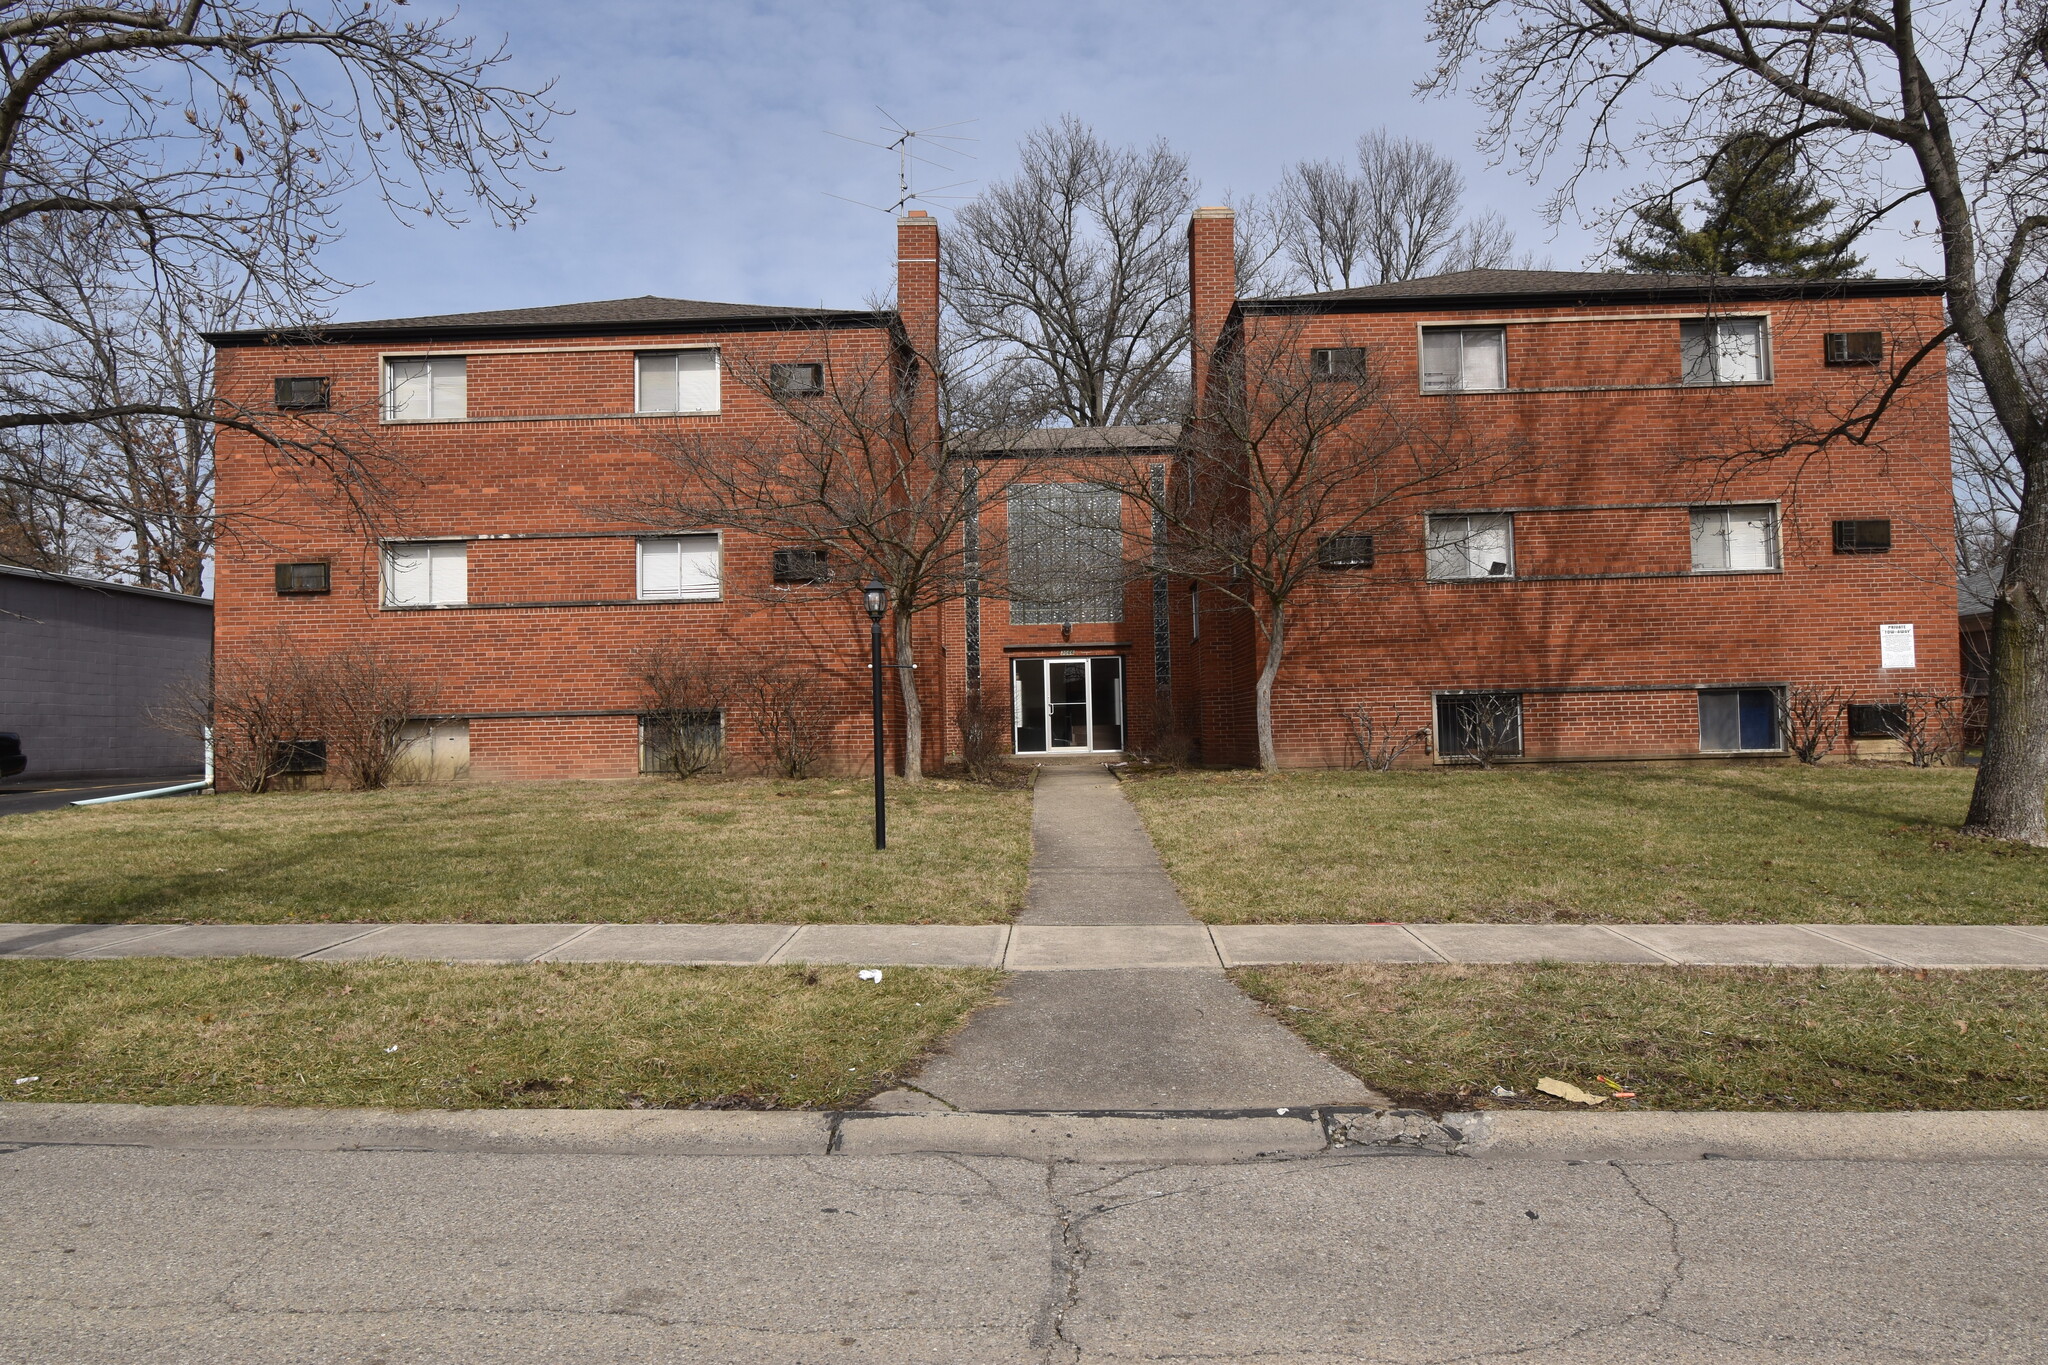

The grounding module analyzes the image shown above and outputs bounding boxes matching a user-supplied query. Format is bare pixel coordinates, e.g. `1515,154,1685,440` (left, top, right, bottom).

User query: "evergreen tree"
1618,132,1864,277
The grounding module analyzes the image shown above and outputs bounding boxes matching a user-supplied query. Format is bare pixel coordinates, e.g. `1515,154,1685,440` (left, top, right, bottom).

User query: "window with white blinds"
636,350,721,414
1680,318,1769,385
1420,327,1506,392
638,534,722,600
382,541,468,606
1690,505,1780,572
383,357,467,421
1425,513,1515,580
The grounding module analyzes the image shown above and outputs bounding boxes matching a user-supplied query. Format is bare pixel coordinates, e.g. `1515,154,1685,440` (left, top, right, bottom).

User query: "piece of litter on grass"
857,969,883,983
1490,1086,1518,1098
1536,1077,1606,1106
1276,1107,1289,1115
383,1045,400,1053
14,1076,38,1085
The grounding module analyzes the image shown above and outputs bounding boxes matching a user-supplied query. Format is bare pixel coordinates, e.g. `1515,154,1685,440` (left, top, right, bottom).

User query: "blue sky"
319,1,1935,324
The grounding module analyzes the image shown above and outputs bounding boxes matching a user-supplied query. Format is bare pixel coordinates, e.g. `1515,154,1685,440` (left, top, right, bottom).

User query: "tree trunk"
892,606,924,782
1254,605,1285,774
1965,489,2048,843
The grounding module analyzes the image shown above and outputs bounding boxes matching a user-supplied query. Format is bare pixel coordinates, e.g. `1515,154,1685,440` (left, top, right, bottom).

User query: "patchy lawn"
1236,962,2048,1113
1127,764,2047,924
0,958,1001,1110
0,778,1029,924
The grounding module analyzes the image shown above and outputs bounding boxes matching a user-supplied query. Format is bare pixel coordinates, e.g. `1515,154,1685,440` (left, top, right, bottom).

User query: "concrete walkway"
866,763,1376,1109
8,917,2048,970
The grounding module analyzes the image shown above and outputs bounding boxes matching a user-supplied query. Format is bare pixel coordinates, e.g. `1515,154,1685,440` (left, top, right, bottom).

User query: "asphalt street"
3,1139,2042,1363
0,775,203,817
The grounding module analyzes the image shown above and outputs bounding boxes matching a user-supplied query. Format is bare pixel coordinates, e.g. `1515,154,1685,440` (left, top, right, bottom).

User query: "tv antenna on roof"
826,109,977,215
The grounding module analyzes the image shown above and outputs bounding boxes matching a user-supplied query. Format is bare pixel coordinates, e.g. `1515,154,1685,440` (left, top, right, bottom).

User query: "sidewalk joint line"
1798,924,1913,967
533,923,602,962
1601,925,1681,964
1395,924,1449,962
292,924,392,960
763,924,804,965
58,924,185,957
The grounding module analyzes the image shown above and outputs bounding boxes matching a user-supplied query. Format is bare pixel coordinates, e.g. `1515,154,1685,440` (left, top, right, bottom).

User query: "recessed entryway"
1012,656,1124,754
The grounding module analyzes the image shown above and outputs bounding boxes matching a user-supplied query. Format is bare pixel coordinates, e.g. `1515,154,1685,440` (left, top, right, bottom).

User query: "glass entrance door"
1012,657,1124,754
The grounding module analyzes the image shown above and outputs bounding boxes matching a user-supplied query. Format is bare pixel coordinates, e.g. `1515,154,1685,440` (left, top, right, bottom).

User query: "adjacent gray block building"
1,565,211,780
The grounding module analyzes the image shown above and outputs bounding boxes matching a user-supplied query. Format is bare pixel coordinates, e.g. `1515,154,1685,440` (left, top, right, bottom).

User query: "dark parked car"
0,733,23,779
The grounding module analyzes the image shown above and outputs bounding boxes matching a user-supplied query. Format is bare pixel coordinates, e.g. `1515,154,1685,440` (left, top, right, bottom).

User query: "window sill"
1418,379,1775,397
379,410,721,426
383,597,723,611
1698,748,1789,757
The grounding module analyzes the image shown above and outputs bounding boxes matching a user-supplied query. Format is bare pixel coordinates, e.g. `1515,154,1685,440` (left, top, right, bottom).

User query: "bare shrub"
1347,703,1431,772
1779,685,1846,765
734,666,838,779
630,647,731,778
1439,693,1523,770
321,655,437,791
205,639,319,793
1881,692,1966,768
955,688,1007,780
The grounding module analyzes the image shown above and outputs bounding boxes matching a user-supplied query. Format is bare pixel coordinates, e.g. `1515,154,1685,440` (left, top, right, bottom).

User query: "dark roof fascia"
1240,278,1944,317
204,309,895,349
0,561,212,606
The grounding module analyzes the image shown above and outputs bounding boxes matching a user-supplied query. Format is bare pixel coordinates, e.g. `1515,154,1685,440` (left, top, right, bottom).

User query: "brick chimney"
1187,206,1236,411
896,210,940,366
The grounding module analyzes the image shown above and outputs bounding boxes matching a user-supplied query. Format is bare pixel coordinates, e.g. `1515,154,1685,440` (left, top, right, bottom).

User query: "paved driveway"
0,776,202,817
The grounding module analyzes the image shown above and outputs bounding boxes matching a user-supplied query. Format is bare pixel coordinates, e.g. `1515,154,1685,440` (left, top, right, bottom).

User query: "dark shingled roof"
205,295,882,345
1248,267,1943,312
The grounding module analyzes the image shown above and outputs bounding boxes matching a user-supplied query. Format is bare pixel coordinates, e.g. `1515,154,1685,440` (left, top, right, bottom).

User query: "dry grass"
0,778,1029,925
1236,962,2048,1112
1128,764,2047,924
0,958,1001,1110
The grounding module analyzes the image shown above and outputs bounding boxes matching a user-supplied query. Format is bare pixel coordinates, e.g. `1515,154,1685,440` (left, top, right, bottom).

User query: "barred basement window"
1833,519,1892,554
1318,534,1375,570
272,739,327,775
773,546,830,584
1435,693,1523,761
1311,347,1367,381
640,710,724,777
274,561,330,595
273,376,330,411
1825,331,1884,366
770,362,825,395
1847,703,1908,739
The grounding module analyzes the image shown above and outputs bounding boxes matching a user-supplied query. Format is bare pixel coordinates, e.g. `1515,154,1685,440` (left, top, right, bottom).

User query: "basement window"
770,362,825,396
1826,331,1884,366
272,739,328,776
1833,519,1892,554
1420,327,1506,392
1318,534,1375,570
1436,693,1523,760
637,349,721,414
640,711,725,776
274,561,331,595
273,376,330,411
1847,703,1909,739
773,546,830,585
1699,688,1782,752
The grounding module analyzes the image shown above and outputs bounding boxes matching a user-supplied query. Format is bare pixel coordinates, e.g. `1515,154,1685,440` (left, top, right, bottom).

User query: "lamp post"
862,579,889,851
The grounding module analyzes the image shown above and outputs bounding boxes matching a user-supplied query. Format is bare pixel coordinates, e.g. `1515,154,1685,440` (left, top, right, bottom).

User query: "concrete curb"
5,1102,2047,1162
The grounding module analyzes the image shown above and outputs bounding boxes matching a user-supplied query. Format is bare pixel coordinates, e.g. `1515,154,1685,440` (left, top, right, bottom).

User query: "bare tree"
1274,131,1526,293
732,665,839,779
320,651,434,791
1780,683,1847,764
1093,322,1529,772
944,117,1194,428
1346,701,1432,771
0,2,558,560
953,688,1007,780
622,334,1019,782
1421,0,2048,842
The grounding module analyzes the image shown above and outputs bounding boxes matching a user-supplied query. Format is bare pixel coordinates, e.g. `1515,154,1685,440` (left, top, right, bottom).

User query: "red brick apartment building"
207,208,1955,780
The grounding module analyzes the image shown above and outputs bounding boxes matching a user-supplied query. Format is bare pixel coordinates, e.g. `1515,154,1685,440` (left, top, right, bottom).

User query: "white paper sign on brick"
1880,622,1917,669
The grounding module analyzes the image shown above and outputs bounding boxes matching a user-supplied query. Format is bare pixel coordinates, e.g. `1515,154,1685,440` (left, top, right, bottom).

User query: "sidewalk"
7,918,2048,969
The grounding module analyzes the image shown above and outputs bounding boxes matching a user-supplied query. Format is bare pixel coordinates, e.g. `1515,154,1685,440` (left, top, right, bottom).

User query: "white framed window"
1690,504,1780,572
636,349,721,414
1425,513,1514,580
1420,326,1506,392
383,356,467,421
1680,318,1769,385
1699,688,1783,752
382,541,467,607
638,534,721,601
